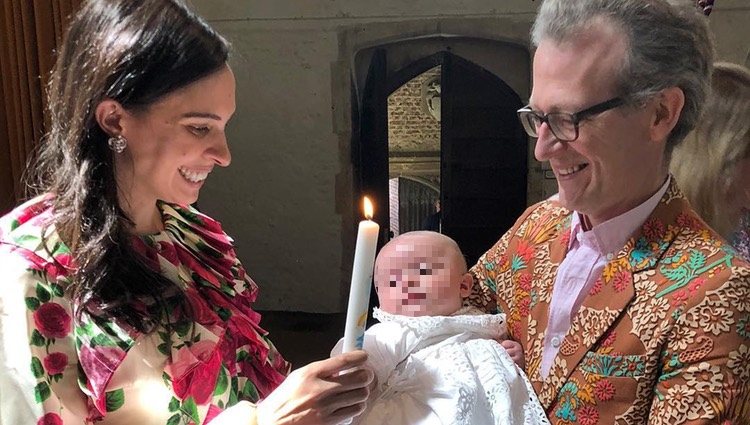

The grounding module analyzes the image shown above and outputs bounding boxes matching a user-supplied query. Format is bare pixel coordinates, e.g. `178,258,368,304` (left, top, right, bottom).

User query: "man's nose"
534,122,564,162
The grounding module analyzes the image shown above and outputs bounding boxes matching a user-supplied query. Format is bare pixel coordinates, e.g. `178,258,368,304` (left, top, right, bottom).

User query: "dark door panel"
441,53,527,265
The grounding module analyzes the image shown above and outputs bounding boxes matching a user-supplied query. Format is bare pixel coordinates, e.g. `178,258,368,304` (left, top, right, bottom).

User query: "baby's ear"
459,272,473,297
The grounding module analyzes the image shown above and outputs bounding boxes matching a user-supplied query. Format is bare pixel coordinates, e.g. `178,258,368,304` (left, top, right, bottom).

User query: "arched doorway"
388,176,441,237
354,49,528,265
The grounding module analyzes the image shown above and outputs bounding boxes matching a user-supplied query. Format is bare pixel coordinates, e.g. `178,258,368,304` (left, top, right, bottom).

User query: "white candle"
343,196,380,352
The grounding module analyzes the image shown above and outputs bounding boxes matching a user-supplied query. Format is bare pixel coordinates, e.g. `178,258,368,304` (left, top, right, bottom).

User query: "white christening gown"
332,307,550,425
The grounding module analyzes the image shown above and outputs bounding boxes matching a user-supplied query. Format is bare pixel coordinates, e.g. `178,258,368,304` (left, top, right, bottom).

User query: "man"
421,199,441,232
469,0,750,423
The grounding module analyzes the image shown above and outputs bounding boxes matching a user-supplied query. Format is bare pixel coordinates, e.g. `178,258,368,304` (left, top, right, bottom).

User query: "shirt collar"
568,176,671,255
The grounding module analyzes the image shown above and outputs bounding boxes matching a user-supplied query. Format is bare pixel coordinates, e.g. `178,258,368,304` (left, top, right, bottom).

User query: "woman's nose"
208,133,231,167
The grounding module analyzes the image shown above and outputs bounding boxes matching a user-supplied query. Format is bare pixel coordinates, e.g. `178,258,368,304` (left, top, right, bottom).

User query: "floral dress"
0,196,289,424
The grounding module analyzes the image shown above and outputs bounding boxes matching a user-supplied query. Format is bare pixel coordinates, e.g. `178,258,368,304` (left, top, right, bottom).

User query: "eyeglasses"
517,97,625,142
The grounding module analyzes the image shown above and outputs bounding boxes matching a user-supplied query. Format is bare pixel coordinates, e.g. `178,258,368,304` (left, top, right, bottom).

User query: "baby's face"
374,236,464,317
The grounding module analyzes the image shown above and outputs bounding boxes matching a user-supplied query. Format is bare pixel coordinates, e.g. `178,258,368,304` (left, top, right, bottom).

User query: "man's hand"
500,339,525,370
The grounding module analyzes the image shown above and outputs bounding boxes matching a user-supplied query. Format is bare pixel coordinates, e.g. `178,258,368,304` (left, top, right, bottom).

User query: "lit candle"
342,196,380,352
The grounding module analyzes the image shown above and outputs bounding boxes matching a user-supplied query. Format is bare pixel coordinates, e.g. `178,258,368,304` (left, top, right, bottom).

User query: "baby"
333,231,549,425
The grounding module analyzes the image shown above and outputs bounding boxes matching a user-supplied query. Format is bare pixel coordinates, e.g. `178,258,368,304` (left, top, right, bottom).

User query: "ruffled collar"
372,307,507,341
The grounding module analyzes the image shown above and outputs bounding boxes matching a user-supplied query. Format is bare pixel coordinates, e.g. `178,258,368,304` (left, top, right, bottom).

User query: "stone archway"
353,44,529,264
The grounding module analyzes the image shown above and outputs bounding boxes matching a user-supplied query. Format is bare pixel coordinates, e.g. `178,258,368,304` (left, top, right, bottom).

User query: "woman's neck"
119,193,164,235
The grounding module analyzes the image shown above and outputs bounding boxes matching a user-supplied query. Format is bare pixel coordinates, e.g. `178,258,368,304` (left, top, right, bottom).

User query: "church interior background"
1,0,748,367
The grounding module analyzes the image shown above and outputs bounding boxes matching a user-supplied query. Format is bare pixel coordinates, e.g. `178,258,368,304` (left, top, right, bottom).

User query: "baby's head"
374,231,472,317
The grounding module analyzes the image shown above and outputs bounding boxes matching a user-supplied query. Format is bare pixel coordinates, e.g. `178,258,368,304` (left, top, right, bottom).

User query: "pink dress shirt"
539,177,670,378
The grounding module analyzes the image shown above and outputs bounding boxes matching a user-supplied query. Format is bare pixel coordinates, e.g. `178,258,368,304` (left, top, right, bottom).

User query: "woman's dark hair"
27,0,230,333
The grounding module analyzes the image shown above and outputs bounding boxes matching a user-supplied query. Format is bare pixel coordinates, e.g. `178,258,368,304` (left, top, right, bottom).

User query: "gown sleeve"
331,321,415,396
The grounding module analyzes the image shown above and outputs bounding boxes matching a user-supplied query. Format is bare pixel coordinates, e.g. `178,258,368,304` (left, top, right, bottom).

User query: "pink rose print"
16,201,46,226
78,344,128,413
186,289,219,326
46,253,73,281
198,213,223,234
37,413,63,425
173,244,220,287
204,404,224,423
157,241,179,266
168,340,222,405
43,352,69,375
33,302,71,339
53,253,73,268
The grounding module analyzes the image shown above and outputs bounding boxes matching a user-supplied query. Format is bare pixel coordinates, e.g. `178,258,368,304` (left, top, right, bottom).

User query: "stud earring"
107,135,128,153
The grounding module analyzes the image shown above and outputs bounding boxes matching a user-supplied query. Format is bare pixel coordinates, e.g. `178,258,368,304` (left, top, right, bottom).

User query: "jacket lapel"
523,208,572,395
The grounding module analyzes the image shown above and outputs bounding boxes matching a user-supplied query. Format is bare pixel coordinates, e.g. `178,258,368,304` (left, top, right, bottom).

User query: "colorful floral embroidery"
593,378,614,401
579,352,646,378
469,179,750,424
554,380,580,422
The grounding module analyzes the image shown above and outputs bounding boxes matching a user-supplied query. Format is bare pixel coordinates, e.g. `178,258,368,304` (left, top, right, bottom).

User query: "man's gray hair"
532,0,714,152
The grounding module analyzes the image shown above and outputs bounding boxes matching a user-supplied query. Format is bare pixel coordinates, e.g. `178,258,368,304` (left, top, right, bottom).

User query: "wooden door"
441,53,528,265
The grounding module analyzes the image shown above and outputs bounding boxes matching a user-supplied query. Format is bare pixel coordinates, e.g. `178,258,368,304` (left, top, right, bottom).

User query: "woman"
0,1,371,424
670,62,750,260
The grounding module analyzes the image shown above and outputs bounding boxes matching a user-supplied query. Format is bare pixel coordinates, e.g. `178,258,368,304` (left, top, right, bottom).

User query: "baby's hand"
500,340,525,370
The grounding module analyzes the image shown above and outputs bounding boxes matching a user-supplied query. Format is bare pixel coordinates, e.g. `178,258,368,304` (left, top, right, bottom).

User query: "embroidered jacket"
469,179,750,424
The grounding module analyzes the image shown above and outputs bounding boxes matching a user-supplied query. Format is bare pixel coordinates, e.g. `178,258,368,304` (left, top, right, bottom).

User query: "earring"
697,0,713,16
107,135,128,153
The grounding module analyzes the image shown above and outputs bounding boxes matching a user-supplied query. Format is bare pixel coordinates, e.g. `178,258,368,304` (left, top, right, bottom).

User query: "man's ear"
649,86,685,143
94,99,127,137
459,272,473,298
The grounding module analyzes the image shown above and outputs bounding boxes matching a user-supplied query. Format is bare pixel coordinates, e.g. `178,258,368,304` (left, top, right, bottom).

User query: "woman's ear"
94,99,126,137
459,272,473,298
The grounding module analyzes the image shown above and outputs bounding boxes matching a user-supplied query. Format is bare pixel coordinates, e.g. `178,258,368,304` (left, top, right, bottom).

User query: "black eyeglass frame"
517,97,626,142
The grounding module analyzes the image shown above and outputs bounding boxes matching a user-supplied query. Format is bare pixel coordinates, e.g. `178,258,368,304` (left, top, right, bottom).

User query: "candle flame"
363,196,374,220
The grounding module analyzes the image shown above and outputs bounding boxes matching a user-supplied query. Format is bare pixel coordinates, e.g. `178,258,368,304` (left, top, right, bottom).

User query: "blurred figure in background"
671,62,750,260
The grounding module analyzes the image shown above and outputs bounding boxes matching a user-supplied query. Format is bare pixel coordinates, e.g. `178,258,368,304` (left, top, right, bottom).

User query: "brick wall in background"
387,66,441,153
